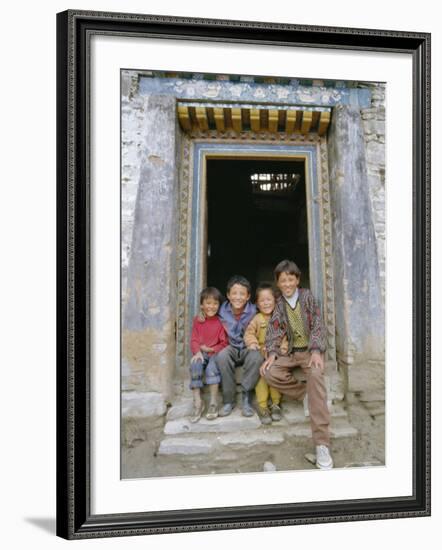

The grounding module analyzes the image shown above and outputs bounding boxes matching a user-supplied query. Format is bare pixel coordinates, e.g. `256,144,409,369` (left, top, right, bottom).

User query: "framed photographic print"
56,10,430,539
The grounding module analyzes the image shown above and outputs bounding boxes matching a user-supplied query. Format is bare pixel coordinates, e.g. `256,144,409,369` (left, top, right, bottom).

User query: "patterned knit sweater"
265,288,326,355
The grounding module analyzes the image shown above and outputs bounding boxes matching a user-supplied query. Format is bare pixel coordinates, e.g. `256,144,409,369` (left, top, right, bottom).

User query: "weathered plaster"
361,83,386,299
123,93,179,397
327,104,384,374
139,75,371,108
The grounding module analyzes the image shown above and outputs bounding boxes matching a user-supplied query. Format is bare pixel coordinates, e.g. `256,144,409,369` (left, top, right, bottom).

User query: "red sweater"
190,315,228,355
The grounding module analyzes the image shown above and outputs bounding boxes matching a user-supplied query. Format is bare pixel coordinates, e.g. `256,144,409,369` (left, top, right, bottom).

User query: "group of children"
188,259,333,470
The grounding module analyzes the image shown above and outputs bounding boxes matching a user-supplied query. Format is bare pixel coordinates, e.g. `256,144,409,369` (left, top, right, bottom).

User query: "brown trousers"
263,351,330,446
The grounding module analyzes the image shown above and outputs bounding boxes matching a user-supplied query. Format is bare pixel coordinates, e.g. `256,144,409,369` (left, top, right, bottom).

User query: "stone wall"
328,83,385,395
121,72,385,405
327,105,384,368
360,82,386,299
121,70,147,306
122,88,180,400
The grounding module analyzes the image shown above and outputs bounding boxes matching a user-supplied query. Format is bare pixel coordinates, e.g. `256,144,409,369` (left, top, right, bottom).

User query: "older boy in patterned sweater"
261,259,333,470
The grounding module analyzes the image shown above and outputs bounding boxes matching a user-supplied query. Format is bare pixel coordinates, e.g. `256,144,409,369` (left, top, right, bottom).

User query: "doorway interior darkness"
206,158,309,296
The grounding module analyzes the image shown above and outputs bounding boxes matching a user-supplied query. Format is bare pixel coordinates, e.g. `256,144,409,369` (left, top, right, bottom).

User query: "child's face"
227,283,250,313
276,272,300,298
256,289,275,316
201,297,220,318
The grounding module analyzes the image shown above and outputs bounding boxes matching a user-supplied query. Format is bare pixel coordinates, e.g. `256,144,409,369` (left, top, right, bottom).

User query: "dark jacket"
218,300,257,350
265,289,326,355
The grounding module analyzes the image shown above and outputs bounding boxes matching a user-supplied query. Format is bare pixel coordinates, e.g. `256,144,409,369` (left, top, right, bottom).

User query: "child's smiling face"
201,297,220,318
256,289,275,316
227,283,250,313
276,272,300,298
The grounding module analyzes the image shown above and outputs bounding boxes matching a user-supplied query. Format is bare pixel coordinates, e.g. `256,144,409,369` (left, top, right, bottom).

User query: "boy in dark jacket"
216,275,263,417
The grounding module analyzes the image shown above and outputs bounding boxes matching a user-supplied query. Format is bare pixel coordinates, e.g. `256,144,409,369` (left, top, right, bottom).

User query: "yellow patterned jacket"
244,312,289,356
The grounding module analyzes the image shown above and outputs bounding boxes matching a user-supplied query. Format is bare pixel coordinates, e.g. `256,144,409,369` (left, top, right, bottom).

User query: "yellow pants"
255,376,281,409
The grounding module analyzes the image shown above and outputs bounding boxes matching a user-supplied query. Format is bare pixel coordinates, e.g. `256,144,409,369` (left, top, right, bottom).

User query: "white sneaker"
316,445,333,470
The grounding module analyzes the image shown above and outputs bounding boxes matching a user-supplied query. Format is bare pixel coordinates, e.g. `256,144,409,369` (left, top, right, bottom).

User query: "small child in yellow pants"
244,284,287,424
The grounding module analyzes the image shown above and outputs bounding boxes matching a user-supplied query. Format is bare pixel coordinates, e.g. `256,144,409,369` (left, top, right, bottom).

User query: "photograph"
120,69,386,479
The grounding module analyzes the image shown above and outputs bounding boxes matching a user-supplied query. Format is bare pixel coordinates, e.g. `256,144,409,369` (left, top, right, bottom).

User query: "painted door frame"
176,135,339,396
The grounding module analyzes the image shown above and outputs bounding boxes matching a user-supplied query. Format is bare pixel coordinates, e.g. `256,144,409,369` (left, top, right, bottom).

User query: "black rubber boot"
242,391,254,417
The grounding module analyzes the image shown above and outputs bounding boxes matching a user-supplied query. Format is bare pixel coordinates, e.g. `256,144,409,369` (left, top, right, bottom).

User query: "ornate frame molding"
56,10,430,539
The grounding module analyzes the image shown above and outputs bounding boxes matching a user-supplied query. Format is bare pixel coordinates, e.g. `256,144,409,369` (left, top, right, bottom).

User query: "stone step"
158,429,285,456
164,399,349,435
166,398,193,421
282,400,347,422
164,408,262,435
331,417,359,438
218,430,285,448
158,416,358,457
358,390,385,402
158,437,213,456
285,417,358,439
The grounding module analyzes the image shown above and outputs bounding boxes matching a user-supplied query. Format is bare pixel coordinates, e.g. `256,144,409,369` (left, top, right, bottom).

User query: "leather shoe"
242,391,254,417
218,402,235,417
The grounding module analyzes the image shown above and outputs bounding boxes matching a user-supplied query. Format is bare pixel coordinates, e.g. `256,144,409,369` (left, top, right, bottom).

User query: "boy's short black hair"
255,282,275,302
274,259,302,281
199,286,224,305
226,275,252,295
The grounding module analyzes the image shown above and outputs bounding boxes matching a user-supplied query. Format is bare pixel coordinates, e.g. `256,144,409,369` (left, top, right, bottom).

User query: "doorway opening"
206,158,309,295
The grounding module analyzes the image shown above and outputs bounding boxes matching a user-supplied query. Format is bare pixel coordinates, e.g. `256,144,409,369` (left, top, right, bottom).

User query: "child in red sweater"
189,287,228,422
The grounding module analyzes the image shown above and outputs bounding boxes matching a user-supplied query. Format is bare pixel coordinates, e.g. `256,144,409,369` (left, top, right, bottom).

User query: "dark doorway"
206,158,309,296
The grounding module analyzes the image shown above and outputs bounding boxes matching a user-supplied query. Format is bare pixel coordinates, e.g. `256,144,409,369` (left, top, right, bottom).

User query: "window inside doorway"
206,158,309,295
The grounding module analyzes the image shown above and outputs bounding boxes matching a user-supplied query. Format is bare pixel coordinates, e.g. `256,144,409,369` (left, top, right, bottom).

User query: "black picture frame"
56,9,431,539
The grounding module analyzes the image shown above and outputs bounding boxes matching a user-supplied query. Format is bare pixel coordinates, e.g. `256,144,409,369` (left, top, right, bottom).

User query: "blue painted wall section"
328,104,384,368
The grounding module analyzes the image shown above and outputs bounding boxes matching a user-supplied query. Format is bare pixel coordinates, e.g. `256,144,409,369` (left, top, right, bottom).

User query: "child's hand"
248,343,259,351
191,351,204,363
308,351,324,371
260,354,276,376
200,345,214,353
